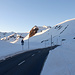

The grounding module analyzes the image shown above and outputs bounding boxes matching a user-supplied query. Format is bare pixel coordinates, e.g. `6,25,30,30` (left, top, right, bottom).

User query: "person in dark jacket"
21,39,24,45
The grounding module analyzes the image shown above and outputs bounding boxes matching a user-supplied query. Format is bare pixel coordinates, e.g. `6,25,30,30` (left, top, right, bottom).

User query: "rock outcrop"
29,26,39,38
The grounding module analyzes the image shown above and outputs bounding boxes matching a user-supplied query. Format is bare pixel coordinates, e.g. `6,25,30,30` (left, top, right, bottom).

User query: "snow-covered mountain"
23,18,75,75
24,19,75,43
0,25,50,44
24,25,51,40
37,25,51,32
0,32,28,44
0,18,75,75
0,32,14,39
41,18,75,75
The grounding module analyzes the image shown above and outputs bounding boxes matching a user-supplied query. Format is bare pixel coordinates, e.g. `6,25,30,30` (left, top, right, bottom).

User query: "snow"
41,40,75,75
37,25,51,32
0,40,22,60
0,18,75,74
0,32,28,60
41,18,75,75
1,32,28,44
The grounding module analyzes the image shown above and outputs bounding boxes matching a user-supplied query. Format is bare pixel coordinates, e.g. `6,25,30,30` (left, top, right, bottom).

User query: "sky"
0,0,75,33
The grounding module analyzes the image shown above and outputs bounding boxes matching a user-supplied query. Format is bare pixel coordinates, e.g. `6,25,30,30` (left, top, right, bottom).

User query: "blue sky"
0,0,75,32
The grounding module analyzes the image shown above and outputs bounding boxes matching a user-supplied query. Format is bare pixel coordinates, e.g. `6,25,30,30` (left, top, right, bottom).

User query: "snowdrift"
41,18,75,75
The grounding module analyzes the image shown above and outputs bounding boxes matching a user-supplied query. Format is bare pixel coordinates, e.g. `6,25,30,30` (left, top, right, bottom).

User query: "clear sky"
0,0,75,32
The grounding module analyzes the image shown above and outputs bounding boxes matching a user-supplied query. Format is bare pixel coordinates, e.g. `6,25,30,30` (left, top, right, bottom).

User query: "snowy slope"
23,18,75,75
0,32,28,44
0,32,15,39
23,25,51,40
37,25,51,32
24,18,75,45
0,32,28,60
41,40,75,75
41,18,75,75
10,33,28,44
0,40,22,60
